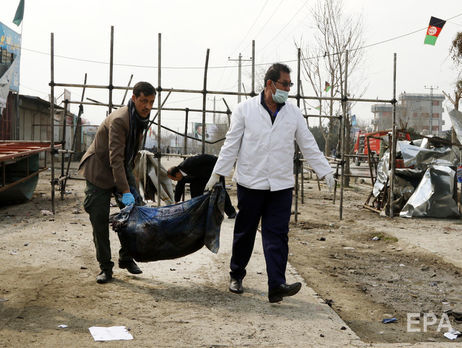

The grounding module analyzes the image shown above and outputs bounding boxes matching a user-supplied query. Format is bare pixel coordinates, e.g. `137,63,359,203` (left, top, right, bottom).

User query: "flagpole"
15,1,24,140
15,22,23,140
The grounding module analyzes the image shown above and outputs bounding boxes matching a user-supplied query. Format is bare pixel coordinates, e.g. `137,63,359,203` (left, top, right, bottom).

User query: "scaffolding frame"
48,27,400,220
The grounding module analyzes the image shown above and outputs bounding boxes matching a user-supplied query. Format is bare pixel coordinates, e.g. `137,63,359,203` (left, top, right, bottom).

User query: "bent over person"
79,81,156,283
205,63,334,302
167,154,236,218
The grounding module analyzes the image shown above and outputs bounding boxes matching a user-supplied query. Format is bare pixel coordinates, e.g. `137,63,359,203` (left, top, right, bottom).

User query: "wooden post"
201,49,210,154
157,33,162,207
388,53,397,217
50,32,56,214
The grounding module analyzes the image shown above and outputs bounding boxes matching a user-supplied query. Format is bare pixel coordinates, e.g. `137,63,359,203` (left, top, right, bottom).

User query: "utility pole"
228,53,252,103
424,85,439,135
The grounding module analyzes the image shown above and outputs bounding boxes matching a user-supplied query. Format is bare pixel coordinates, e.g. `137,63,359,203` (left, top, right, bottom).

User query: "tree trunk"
324,81,335,156
344,114,352,187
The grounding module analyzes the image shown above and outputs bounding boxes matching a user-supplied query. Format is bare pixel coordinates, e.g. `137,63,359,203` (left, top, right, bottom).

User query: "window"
432,126,439,131
0,48,6,64
432,113,439,118
413,112,418,118
432,100,439,106
1,49,10,64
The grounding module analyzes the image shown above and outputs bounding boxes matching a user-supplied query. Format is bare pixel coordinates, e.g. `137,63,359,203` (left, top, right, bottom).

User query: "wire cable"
14,12,462,70
228,0,270,57
250,0,285,45
259,0,309,52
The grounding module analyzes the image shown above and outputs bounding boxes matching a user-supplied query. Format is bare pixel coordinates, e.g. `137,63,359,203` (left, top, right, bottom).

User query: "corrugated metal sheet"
0,141,56,161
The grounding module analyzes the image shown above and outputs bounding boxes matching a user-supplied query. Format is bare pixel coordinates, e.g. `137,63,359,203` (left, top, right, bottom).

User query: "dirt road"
1,159,462,347
289,180,462,344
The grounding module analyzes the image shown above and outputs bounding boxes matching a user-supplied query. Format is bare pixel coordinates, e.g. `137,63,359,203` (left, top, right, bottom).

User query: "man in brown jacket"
79,81,156,283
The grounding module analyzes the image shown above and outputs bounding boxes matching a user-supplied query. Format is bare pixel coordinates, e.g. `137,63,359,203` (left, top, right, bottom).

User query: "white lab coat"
213,94,333,191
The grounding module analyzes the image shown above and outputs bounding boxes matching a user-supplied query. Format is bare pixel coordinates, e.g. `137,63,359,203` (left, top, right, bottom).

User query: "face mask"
271,82,289,103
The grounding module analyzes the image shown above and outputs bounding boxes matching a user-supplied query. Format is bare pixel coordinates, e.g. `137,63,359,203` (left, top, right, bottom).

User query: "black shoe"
268,282,302,303
119,260,142,274
229,277,243,294
96,270,113,284
227,211,237,219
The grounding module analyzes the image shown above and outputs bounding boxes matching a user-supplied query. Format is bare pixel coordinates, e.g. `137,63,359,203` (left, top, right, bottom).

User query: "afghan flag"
424,16,446,46
324,81,331,93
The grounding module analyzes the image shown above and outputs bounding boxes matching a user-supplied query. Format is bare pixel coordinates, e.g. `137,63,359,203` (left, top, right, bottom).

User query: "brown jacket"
79,106,142,193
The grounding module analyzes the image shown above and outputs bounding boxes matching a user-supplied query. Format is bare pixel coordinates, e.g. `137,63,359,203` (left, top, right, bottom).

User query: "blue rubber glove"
122,192,135,206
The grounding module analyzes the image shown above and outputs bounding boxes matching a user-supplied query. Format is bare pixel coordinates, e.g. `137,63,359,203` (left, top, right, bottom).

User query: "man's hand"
324,173,335,192
122,192,135,206
205,173,220,191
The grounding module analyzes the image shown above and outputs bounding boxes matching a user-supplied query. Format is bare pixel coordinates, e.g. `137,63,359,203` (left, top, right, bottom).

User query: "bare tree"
447,32,462,111
296,0,365,185
444,32,462,142
450,32,462,68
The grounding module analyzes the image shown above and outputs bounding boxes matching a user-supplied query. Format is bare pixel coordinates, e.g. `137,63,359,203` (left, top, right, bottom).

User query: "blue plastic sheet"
112,184,225,262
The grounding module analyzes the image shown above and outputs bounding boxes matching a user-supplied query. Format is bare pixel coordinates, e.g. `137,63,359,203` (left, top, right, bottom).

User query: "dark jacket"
174,154,218,202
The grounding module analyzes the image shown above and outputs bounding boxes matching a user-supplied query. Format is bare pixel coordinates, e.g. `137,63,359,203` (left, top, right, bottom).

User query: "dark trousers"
190,177,236,217
84,181,133,272
220,177,236,217
229,184,293,290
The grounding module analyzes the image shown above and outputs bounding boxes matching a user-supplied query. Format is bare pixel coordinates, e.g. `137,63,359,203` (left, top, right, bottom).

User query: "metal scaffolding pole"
52,80,394,105
201,49,210,155
251,40,255,96
183,108,189,154
294,48,302,223
46,29,402,220
143,90,172,149
109,26,114,115
60,99,68,200
64,74,87,191
388,53,398,217
157,33,162,207
121,74,133,105
339,50,349,220
50,33,56,214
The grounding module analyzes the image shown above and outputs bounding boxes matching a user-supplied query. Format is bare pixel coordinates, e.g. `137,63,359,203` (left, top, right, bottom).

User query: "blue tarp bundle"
112,184,225,262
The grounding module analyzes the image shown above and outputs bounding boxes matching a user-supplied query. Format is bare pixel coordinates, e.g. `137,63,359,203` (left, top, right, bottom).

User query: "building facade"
0,93,83,153
371,92,445,135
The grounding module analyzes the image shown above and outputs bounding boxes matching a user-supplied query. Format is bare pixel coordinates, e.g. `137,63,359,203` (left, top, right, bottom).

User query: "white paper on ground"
444,329,461,340
88,326,133,341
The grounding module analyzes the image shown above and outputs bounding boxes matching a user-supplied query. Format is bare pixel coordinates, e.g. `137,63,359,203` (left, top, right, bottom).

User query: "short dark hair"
167,166,180,177
264,63,291,86
133,81,156,97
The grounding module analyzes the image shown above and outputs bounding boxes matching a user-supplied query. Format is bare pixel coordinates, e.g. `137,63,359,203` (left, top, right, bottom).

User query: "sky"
1,0,462,132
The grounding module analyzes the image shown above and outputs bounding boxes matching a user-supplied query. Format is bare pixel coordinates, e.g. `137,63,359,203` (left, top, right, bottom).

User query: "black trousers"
229,184,293,290
190,177,236,217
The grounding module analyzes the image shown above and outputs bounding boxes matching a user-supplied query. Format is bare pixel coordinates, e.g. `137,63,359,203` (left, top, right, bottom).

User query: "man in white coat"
205,63,335,303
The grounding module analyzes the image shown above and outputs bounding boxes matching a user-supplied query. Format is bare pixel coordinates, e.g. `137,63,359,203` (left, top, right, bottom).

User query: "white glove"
205,173,220,191
324,173,335,192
